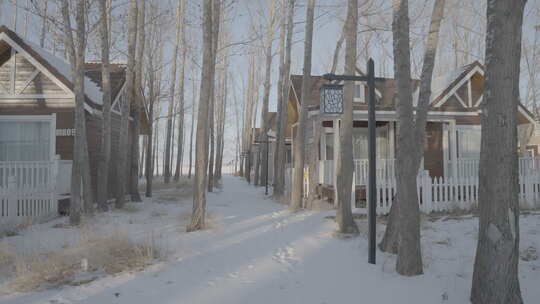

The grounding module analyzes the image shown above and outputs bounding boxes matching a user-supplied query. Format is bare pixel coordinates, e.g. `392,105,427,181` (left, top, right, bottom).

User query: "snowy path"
2,176,540,304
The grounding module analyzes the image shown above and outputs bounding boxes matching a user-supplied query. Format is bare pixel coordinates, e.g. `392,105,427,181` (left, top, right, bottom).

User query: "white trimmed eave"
433,65,484,108
0,32,103,116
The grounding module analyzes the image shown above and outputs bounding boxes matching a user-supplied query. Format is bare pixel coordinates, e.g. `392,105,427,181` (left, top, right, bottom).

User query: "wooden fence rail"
0,161,58,231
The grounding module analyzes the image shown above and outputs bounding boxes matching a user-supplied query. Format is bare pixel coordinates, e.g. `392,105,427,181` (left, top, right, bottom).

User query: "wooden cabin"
0,26,149,207
287,61,536,203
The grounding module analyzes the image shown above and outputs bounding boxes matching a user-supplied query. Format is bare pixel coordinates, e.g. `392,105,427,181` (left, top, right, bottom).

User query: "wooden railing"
448,157,540,178
0,161,58,231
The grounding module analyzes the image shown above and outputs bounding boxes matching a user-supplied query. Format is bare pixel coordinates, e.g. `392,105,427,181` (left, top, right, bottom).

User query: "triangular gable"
432,62,484,109
0,26,104,111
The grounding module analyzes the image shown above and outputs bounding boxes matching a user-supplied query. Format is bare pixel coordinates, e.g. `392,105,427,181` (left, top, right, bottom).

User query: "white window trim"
0,114,56,161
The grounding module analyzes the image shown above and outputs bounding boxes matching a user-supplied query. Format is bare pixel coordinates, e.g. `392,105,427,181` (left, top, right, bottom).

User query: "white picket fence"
0,161,58,231
447,157,540,178
373,170,540,215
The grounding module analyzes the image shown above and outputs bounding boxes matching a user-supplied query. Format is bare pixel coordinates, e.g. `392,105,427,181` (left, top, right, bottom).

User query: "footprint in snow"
273,246,298,266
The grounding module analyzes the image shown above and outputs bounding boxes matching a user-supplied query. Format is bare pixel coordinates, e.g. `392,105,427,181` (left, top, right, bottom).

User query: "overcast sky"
1,0,539,166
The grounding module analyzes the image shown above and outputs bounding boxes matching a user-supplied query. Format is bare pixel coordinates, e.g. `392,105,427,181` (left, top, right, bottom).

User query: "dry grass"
179,210,222,230
0,242,14,266
9,231,160,292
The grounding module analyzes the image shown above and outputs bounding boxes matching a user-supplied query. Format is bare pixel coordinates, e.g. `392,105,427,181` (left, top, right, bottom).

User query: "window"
457,126,481,159
325,133,334,160
0,120,52,161
354,83,365,102
353,126,389,159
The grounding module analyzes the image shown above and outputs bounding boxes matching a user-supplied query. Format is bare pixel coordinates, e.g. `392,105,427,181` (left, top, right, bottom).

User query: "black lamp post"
322,58,380,265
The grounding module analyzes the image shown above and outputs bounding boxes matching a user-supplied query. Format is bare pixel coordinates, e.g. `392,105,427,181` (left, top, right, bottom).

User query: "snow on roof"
24,39,104,106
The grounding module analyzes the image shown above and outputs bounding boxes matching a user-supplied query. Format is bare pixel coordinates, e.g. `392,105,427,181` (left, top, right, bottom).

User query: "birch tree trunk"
188,0,215,232
130,0,145,202
97,0,112,210
273,0,295,199
380,0,445,256
164,0,182,184
115,0,138,208
335,0,358,234
471,0,526,302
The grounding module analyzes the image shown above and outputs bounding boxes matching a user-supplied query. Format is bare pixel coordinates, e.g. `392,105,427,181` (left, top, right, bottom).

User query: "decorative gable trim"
0,32,74,99
433,65,484,108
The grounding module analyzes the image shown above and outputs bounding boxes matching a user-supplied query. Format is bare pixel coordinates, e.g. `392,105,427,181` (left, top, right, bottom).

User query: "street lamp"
322,58,380,265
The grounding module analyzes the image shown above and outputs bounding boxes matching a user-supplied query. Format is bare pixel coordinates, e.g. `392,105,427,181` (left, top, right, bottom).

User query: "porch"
0,115,61,231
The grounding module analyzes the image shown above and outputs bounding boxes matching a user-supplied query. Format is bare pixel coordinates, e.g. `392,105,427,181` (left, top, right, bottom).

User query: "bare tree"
144,0,163,197
188,72,197,179
174,0,187,182
290,0,314,210
115,0,138,208
129,0,146,202
334,0,358,234
273,0,295,199
187,0,215,232
207,0,223,192
258,0,277,187
62,0,94,224
379,0,445,260
471,0,527,302
378,0,446,276
97,0,112,211
164,0,182,184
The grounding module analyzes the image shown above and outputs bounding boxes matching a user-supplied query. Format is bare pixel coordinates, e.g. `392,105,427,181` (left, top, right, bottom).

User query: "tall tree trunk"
188,0,216,232
290,0,314,210
380,0,445,256
62,0,93,224
174,0,186,182
115,0,138,208
207,0,222,192
274,0,295,199
129,0,145,202
272,0,286,187
335,0,358,234
392,0,422,276
164,0,182,184
39,0,49,48
188,74,196,179
471,0,526,302
259,0,276,187
97,0,112,211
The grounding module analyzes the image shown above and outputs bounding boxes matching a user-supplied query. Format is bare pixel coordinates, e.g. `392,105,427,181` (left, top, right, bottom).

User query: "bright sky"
1,0,539,166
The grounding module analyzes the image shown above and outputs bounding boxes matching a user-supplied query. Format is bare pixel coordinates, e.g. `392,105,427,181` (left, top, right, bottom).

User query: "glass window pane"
0,120,50,161
325,133,334,160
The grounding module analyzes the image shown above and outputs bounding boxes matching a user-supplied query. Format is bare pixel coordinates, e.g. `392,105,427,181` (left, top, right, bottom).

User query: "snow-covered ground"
1,176,539,304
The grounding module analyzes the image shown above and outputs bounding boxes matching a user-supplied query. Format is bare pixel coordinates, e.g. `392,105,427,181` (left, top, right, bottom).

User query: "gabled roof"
84,63,126,102
0,25,121,109
430,61,483,106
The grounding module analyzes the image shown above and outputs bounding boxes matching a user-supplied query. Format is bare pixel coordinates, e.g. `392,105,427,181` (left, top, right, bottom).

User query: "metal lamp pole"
323,58,379,264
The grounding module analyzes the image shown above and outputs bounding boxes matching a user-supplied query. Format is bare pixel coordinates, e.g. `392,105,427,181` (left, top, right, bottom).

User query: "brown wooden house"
286,61,535,203
0,26,149,202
